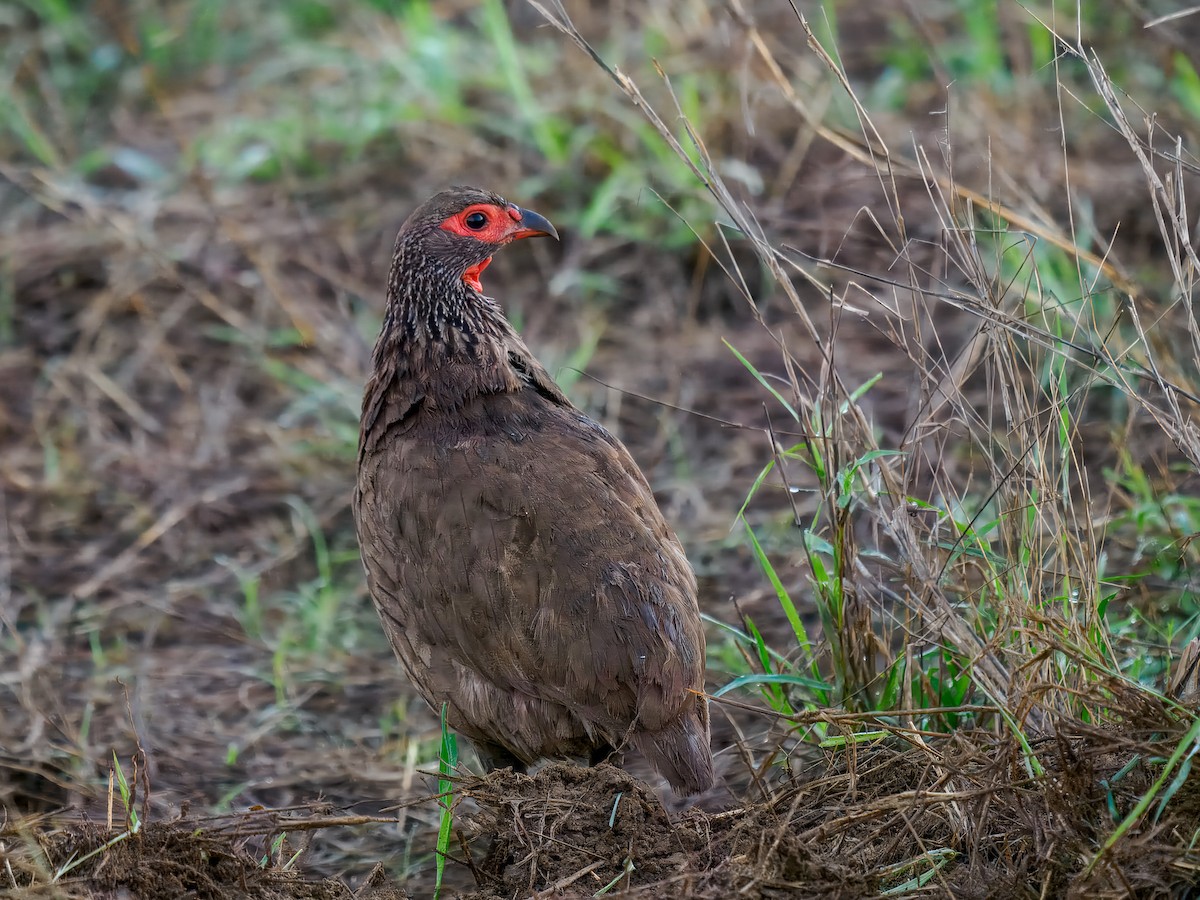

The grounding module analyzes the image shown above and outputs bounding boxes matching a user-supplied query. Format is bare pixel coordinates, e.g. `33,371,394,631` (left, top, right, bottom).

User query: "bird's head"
394,186,558,295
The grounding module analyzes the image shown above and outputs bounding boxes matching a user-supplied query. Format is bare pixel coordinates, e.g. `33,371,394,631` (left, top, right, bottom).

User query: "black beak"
511,206,559,241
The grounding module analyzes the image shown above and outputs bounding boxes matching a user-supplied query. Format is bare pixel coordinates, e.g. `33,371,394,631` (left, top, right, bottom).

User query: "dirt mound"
450,713,1200,899
459,763,866,899
4,820,409,900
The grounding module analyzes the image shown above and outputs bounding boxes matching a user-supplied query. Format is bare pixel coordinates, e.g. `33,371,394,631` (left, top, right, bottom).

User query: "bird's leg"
474,742,527,775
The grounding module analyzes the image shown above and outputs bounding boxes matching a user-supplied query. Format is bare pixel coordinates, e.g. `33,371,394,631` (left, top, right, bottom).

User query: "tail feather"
633,706,714,796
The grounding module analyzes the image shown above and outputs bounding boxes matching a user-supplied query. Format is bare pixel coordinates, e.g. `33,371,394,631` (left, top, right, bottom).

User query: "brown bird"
353,187,713,794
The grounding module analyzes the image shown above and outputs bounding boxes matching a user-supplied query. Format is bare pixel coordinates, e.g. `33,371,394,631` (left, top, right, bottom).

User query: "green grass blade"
434,702,458,900
1085,716,1200,874
743,519,820,688
723,340,799,421
713,672,829,698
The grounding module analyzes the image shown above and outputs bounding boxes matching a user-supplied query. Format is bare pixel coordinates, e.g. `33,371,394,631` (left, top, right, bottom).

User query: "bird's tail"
634,703,714,796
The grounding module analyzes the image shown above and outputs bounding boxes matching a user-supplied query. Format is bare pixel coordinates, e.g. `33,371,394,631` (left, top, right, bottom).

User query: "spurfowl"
354,187,713,795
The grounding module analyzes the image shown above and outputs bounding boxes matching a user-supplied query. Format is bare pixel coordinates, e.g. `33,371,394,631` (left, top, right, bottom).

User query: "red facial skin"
438,203,550,292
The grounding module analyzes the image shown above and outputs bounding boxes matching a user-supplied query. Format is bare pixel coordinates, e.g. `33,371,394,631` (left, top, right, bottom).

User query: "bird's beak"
510,206,559,241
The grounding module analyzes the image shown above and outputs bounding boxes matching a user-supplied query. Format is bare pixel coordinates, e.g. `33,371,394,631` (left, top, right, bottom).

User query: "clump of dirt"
4,821,408,900
458,763,868,899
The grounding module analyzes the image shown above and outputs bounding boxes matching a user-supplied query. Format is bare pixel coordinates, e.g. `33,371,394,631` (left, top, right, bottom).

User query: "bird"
353,186,713,795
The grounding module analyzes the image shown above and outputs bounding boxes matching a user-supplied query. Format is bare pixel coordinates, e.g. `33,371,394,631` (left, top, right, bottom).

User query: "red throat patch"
463,256,492,293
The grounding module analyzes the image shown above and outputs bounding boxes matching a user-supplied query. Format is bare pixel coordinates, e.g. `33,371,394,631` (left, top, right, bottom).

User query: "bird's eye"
464,212,488,230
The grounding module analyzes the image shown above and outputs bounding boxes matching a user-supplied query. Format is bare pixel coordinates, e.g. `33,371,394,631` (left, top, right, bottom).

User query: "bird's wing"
357,386,703,736
357,366,424,460
504,334,572,407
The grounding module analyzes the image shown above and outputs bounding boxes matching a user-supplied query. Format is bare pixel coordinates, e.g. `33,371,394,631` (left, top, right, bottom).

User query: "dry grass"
3,0,1200,896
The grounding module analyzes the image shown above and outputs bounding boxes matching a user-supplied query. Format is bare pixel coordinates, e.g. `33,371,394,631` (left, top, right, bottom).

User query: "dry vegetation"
2,0,1200,897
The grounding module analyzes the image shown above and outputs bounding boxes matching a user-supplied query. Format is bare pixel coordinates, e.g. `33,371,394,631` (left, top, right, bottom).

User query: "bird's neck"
369,278,522,406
